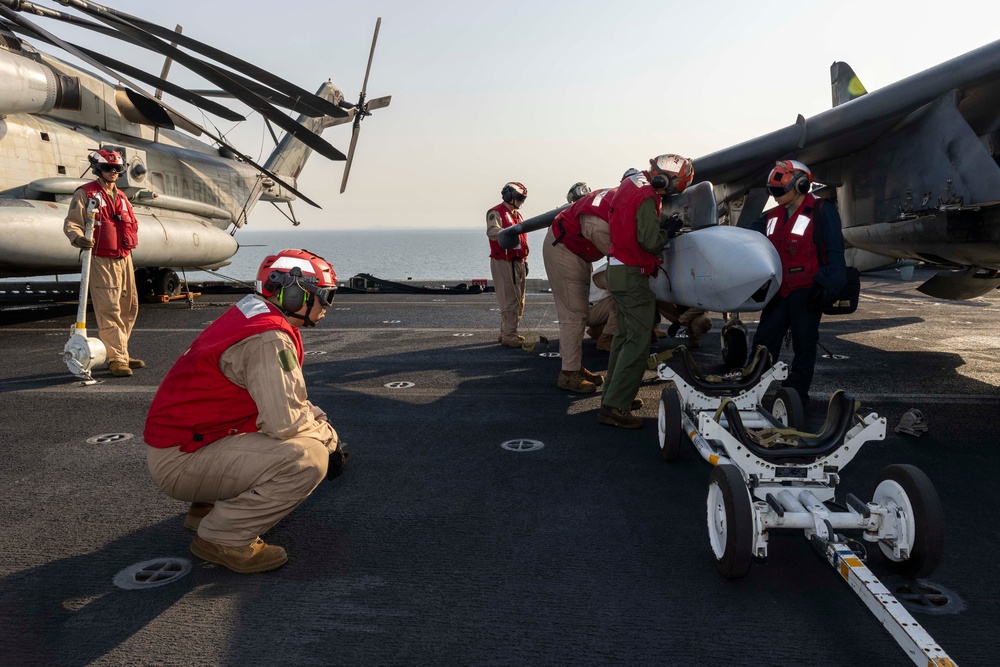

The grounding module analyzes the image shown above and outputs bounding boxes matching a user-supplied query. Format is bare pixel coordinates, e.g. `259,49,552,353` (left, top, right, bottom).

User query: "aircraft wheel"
771,387,805,431
721,327,748,370
153,268,180,297
134,268,154,299
706,464,754,579
657,384,683,461
873,464,944,578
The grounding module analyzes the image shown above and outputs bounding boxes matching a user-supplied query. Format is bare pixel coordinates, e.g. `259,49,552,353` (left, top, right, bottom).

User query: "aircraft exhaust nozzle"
652,226,781,312
0,49,80,115
497,205,567,249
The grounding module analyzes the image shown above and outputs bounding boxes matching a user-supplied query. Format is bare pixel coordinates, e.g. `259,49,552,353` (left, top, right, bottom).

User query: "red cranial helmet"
648,154,695,194
767,160,813,197
257,248,337,311
89,149,126,176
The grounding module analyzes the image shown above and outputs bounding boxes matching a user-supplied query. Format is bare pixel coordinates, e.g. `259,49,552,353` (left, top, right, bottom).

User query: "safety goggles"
767,185,790,198
305,284,336,307
100,165,125,174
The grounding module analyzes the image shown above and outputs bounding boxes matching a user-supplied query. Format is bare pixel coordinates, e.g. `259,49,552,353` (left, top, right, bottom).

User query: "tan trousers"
587,297,617,339
490,257,527,341
543,228,592,371
89,254,138,365
147,432,329,546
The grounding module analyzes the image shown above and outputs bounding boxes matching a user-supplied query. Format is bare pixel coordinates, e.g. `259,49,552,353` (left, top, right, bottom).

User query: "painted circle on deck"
385,381,415,389
113,558,192,590
452,333,473,337
539,352,560,358
304,350,327,356
383,320,401,324
86,433,134,445
501,439,545,452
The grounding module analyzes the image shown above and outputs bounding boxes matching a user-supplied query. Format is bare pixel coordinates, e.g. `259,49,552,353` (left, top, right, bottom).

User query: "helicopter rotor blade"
340,121,362,194
2,21,246,122
0,2,323,208
361,17,380,99
49,1,346,160
60,0,348,119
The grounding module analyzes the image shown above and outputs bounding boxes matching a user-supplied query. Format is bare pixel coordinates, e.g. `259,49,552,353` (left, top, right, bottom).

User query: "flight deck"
0,268,997,666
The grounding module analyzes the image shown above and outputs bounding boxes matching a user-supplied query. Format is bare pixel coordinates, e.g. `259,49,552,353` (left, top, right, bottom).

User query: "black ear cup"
267,270,307,311
280,284,307,311
794,174,810,194
651,175,668,190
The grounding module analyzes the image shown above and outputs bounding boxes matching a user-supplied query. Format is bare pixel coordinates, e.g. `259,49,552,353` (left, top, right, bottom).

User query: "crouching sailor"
144,249,347,573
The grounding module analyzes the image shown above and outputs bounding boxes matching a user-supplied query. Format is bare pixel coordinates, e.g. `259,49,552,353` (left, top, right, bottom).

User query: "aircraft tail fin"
263,80,350,182
830,61,868,107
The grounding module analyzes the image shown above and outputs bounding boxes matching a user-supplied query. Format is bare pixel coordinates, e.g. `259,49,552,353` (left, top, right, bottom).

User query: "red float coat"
608,173,662,275
79,181,139,258
487,203,528,261
551,187,616,262
763,194,823,297
144,297,304,452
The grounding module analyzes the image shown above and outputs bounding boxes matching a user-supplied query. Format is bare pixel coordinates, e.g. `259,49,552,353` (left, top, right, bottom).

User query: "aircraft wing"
692,38,1000,299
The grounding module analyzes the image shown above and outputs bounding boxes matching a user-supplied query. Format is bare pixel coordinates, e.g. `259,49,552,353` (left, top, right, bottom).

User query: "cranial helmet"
88,149,126,176
767,159,813,197
621,168,640,181
648,154,694,194
501,182,528,204
566,181,591,204
257,248,337,313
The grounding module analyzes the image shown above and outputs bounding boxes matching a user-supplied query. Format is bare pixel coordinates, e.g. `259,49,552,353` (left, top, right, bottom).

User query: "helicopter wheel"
153,268,180,297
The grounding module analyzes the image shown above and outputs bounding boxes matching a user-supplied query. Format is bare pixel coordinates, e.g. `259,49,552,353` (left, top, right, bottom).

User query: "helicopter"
0,0,389,296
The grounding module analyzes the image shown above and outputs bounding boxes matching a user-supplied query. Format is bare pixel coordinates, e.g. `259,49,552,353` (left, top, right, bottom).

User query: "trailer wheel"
771,387,805,431
873,464,944,578
658,384,683,461
721,327,748,370
707,464,754,578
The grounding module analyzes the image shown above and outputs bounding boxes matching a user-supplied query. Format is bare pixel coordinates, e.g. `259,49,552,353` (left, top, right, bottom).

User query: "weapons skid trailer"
652,346,955,666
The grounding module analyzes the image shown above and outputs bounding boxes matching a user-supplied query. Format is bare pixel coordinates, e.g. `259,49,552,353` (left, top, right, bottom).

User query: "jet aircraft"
693,37,1000,301
0,0,389,295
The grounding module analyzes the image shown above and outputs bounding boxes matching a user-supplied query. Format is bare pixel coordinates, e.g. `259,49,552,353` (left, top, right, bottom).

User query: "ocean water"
186,227,548,285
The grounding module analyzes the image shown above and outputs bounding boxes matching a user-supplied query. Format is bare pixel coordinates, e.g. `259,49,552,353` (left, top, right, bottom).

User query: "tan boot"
558,370,597,394
108,360,133,377
190,535,288,574
597,406,643,429
128,358,145,369
631,398,644,410
183,502,215,531
579,367,604,387
500,337,523,348
596,334,613,352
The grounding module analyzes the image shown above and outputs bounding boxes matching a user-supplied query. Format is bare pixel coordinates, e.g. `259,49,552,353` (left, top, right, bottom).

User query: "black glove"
73,236,95,249
660,213,684,238
327,443,351,480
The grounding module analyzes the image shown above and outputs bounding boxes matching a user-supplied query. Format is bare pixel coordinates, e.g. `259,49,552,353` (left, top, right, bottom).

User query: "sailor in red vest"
543,181,615,392
144,249,346,573
63,149,142,377
751,160,847,407
599,156,694,429
486,182,530,347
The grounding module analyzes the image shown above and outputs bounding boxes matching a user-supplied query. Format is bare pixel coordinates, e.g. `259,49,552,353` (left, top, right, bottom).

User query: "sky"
24,0,1000,230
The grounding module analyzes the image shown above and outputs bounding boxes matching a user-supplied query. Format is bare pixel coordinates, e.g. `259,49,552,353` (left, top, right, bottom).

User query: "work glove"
327,443,352,480
73,236,95,249
660,213,684,238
